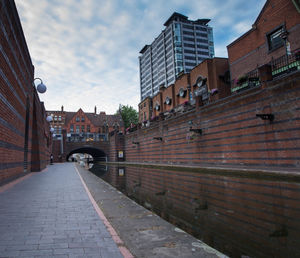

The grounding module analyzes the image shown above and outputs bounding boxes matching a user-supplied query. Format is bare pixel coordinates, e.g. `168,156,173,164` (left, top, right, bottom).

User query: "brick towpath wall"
123,72,300,170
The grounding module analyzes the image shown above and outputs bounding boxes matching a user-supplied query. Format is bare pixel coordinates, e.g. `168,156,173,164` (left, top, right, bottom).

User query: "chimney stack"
94,106,97,114
61,105,64,112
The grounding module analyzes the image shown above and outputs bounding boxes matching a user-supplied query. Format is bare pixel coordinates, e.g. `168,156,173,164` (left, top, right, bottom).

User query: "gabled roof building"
227,0,300,92
46,106,124,142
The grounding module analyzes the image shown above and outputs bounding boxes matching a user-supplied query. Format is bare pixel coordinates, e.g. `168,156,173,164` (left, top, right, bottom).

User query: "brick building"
138,97,152,124
46,107,124,160
227,0,300,92
0,1,51,184
125,71,300,169
128,0,300,170
142,57,230,120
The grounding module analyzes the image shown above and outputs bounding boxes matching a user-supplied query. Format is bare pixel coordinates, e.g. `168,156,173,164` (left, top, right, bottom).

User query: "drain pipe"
60,134,64,156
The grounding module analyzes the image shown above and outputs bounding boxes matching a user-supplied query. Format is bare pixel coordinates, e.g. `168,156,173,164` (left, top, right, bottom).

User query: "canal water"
89,164,300,258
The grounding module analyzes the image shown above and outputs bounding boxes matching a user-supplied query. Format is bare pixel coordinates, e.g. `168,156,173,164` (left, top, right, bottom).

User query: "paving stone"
53,247,85,255
5,244,38,251
38,243,69,250
0,163,122,258
0,250,21,256
19,249,54,256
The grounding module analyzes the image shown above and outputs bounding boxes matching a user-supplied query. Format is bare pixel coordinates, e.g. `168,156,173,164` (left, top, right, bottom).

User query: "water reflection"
89,164,300,258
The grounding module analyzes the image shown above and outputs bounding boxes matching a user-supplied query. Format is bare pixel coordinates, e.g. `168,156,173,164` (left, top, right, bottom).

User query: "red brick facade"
46,107,124,162
47,107,124,135
152,91,163,118
123,71,300,169
139,97,152,123
0,1,51,183
174,73,190,106
190,58,230,100
141,58,230,121
227,0,300,83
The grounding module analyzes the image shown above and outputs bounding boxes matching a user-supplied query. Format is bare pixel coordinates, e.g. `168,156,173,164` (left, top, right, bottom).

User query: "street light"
33,77,47,93
46,115,53,122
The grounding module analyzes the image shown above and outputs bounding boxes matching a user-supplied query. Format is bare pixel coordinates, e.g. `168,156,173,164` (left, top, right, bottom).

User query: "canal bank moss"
98,162,300,183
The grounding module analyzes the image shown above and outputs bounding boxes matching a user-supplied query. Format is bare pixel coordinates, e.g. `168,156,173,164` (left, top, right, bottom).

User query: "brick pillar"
258,64,272,88
195,96,203,112
61,129,67,161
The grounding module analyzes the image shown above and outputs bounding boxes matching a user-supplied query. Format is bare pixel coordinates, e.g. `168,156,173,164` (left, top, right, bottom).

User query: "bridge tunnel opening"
66,147,107,163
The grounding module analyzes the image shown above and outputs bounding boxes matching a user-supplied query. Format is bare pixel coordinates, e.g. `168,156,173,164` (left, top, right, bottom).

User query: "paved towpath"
0,163,124,258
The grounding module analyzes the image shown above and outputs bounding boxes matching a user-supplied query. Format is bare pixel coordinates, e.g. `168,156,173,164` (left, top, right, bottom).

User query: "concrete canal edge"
102,162,300,182
76,164,228,258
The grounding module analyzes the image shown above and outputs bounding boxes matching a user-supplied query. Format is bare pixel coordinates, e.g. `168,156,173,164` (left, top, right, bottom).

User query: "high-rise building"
139,12,214,101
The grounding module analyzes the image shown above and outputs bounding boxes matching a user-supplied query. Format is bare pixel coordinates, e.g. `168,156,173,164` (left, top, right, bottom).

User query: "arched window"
195,76,209,101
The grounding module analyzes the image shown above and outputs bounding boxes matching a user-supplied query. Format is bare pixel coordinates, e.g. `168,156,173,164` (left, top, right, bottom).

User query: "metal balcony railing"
231,69,260,93
66,133,108,142
231,51,300,93
270,52,300,78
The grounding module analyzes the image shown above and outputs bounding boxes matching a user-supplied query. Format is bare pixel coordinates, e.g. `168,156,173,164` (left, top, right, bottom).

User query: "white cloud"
15,0,266,113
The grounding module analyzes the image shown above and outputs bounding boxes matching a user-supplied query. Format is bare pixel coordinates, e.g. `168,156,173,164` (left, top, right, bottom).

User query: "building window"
81,125,85,132
76,125,80,133
87,125,90,132
70,124,74,133
54,116,57,121
267,26,284,51
76,116,80,122
58,116,62,121
58,126,62,134
81,117,85,122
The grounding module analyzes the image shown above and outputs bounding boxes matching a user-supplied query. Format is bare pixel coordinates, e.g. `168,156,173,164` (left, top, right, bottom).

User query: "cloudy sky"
15,0,265,114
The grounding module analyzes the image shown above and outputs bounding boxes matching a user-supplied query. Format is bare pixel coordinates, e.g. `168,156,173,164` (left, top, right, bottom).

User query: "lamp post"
33,77,47,94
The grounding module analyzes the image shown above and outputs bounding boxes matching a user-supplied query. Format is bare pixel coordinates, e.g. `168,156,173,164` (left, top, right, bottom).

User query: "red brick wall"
174,74,190,106
122,72,300,170
161,84,175,112
0,1,50,183
227,0,300,80
152,92,163,117
30,96,51,171
48,110,66,133
139,97,152,123
108,133,125,162
65,109,97,133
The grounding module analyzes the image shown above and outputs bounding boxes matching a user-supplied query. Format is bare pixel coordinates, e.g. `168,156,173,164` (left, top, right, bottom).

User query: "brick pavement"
0,163,123,258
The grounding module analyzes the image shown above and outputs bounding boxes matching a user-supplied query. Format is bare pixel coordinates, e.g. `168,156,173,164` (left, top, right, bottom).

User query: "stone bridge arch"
66,147,107,162
64,141,110,162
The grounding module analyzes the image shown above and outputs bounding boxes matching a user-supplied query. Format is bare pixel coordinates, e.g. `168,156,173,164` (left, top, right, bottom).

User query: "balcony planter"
208,88,218,96
183,100,190,106
151,115,158,121
237,75,248,85
248,77,259,87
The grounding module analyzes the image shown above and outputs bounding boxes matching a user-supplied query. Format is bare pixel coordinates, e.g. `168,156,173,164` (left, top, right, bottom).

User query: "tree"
116,104,139,129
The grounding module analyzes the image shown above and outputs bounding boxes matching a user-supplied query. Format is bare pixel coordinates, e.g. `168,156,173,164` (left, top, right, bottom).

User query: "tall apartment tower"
139,12,214,101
